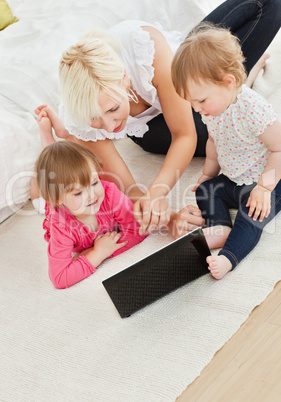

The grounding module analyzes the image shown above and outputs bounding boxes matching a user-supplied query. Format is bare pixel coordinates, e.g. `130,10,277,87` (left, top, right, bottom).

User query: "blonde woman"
34,0,281,236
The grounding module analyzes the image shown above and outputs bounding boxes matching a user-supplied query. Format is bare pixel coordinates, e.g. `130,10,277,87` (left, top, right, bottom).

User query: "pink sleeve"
48,224,96,289
104,182,147,257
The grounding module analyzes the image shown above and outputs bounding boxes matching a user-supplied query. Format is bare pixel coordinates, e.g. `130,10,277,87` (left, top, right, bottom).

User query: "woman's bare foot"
246,53,270,88
207,255,232,280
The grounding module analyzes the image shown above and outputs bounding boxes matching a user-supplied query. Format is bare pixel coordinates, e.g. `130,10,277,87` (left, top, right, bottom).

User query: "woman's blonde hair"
59,29,127,127
171,22,247,99
35,141,102,206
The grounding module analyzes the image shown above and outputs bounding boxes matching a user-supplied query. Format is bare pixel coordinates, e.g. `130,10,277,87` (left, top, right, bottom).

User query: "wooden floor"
177,280,281,401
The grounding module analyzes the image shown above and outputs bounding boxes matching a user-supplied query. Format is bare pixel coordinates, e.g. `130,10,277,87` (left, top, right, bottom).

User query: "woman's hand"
168,205,205,239
133,193,170,235
246,184,271,222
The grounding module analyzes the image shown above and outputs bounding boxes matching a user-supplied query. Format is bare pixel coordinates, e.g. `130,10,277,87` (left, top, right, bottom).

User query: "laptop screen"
102,227,210,318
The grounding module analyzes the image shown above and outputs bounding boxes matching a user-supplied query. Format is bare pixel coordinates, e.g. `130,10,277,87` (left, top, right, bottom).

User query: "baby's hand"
93,231,128,260
192,174,214,192
246,184,271,222
168,205,205,239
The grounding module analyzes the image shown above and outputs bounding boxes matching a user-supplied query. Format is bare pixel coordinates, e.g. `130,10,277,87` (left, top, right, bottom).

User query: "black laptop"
102,227,211,318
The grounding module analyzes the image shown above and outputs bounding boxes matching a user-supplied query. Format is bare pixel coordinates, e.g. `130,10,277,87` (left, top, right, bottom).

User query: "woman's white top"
60,20,185,142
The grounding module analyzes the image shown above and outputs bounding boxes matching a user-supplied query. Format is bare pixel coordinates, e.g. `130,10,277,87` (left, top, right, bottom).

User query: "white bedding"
1,0,281,222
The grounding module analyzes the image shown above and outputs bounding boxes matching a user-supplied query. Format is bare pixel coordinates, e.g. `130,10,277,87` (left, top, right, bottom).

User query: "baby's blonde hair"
35,141,102,206
59,29,126,127
171,22,247,99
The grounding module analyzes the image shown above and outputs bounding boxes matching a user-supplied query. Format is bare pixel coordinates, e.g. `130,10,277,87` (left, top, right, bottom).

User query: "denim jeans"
196,174,281,268
131,0,281,156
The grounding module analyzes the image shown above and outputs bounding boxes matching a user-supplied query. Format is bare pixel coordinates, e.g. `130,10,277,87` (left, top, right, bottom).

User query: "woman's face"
90,90,130,133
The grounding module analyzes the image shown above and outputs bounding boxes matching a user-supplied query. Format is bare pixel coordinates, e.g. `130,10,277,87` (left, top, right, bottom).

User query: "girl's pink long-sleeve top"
43,180,147,289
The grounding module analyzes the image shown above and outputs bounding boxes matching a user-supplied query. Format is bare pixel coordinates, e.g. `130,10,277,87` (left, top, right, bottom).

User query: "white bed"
1,0,281,223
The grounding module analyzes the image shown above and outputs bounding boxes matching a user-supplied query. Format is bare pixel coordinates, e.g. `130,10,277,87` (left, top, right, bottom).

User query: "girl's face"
185,76,237,117
90,86,130,133
61,163,105,218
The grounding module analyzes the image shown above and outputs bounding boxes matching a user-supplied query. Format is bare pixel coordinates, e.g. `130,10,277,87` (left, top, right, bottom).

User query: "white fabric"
32,196,46,215
1,137,281,402
62,20,185,142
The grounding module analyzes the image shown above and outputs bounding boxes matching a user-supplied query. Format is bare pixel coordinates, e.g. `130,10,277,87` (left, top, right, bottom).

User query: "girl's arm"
48,227,96,289
247,119,281,221
48,225,127,289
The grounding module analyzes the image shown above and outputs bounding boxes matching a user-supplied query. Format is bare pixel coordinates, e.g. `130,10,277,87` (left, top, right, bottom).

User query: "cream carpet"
1,138,281,402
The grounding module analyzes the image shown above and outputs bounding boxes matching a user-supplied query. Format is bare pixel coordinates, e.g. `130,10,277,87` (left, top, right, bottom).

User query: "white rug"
1,137,281,402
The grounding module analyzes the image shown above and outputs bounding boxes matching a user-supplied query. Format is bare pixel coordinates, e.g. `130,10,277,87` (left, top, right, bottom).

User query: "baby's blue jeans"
196,174,281,268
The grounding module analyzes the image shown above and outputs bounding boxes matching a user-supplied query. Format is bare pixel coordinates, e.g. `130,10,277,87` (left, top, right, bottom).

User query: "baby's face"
185,77,236,117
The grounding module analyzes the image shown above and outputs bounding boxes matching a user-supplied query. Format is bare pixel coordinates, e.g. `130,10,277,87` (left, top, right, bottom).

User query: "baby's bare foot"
206,255,232,280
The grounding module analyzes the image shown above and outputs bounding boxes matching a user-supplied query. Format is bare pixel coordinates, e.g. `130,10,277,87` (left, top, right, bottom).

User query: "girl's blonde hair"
35,141,102,206
171,22,247,99
59,29,127,127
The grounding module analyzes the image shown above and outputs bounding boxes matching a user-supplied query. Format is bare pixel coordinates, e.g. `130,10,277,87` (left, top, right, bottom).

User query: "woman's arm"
106,182,148,253
134,26,198,233
71,136,144,201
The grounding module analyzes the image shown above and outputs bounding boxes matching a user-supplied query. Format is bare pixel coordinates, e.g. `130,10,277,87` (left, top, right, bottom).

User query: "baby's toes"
206,255,217,268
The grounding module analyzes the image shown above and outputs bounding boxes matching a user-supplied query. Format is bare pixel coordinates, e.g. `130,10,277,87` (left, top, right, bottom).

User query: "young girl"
35,118,147,289
171,22,281,280
32,0,281,236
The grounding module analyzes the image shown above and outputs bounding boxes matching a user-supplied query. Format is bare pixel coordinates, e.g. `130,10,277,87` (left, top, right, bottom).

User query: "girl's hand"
80,232,127,268
192,174,214,192
133,194,170,235
93,231,128,260
168,205,205,239
246,185,271,222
